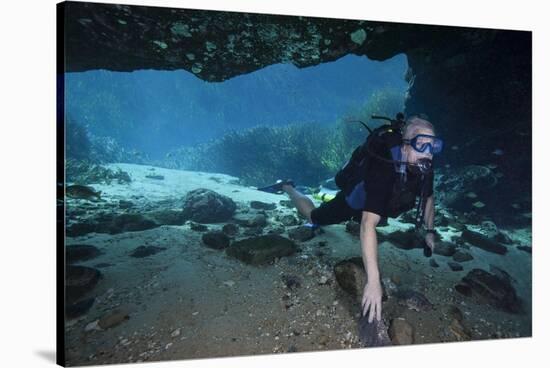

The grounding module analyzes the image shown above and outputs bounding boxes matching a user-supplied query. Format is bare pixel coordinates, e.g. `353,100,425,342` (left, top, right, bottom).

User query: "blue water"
66,54,408,159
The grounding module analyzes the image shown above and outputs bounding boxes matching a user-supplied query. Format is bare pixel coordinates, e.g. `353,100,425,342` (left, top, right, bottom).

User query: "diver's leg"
282,184,315,222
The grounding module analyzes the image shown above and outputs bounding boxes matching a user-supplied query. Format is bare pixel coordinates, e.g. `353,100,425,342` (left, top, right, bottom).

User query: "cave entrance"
65,53,408,162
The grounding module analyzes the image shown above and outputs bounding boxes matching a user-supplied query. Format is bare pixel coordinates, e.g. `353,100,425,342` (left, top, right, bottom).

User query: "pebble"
165,343,173,350
223,280,235,287
171,329,181,337
84,320,100,332
192,311,199,316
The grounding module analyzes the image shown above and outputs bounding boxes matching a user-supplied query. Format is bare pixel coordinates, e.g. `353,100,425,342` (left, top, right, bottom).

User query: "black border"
56,1,66,366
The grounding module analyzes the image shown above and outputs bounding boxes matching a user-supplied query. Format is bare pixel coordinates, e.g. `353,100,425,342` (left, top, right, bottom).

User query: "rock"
189,221,208,232
281,274,301,290
333,258,365,301
202,231,231,250
84,320,100,332
66,297,95,319
493,231,513,244
242,227,264,237
145,209,186,225
98,310,129,329
250,201,276,210
222,223,239,236
66,244,101,263
388,318,414,345
448,262,463,271
489,264,516,284
517,245,532,254
279,214,298,227
287,226,315,242
226,235,297,265
429,258,439,268
435,213,449,226
454,282,472,296
480,220,499,238
129,245,166,258
233,213,267,227
443,305,464,322
112,213,158,233
434,241,457,256
181,189,236,223
171,328,181,337
461,228,507,255
66,184,101,200
66,222,98,237
449,318,471,341
460,268,523,313
358,315,392,347
385,229,422,250
452,250,474,262
118,200,134,209
66,265,102,302
394,289,433,312
345,221,360,236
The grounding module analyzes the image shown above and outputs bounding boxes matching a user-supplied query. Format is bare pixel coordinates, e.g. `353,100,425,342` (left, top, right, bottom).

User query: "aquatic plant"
66,158,132,185
66,116,91,160
160,88,405,187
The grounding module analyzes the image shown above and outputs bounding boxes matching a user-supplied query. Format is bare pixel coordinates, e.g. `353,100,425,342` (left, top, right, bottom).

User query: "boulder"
459,268,523,314
394,289,433,312
202,231,231,250
452,250,474,262
222,223,239,237
333,258,365,301
66,265,102,302
448,262,464,271
110,213,158,233
226,235,297,265
233,213,267,227
66,244,101,263
98,310,129,330
461,228,507,255
385,230,422,250
250,201,276,210
287,226,315,242
129,245,166,258
66,297,95,319
517,245,532,254
182,189,236,223
389,318,414,345
434,241,457,257
358,315,392,347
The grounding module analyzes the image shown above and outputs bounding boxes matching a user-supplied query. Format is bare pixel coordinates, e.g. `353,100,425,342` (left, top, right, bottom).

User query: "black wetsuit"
310,143,434,225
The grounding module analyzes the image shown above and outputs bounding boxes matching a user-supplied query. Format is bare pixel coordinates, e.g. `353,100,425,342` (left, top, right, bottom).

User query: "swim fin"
256,179,295,194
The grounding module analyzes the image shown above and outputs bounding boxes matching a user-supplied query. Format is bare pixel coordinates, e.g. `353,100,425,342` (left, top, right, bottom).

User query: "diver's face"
403,128,435,164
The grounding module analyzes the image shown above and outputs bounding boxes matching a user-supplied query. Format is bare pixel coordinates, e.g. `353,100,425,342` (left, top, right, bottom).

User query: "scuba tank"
334,113,406,195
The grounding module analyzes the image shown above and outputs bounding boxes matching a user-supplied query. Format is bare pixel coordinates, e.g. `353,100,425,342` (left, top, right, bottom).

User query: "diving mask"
403,134,444,155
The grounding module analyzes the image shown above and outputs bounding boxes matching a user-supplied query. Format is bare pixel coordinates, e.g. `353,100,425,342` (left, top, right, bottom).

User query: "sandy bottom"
64,164,532,366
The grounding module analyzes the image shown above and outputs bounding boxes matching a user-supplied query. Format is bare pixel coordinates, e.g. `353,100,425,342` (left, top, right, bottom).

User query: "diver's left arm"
424,195,435,250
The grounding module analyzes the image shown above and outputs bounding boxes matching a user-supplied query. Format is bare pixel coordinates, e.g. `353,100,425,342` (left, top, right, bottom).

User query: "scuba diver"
258,113,444,324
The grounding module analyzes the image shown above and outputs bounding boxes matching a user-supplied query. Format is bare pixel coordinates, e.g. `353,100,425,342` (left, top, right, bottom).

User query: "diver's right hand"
361,280,382,323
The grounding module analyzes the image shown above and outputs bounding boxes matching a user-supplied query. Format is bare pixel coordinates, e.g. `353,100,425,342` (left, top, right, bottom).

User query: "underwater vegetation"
160,88,405,187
